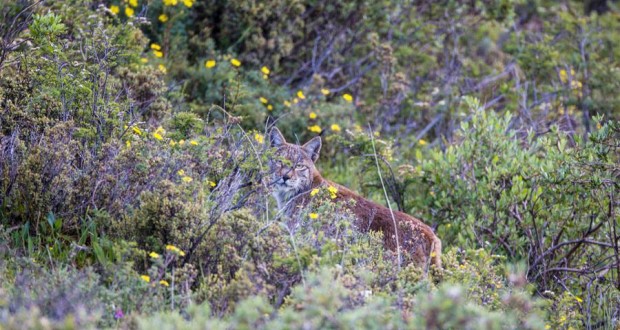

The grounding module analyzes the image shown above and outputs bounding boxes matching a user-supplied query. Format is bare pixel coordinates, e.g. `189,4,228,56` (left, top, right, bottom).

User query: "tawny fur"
269,128,442,269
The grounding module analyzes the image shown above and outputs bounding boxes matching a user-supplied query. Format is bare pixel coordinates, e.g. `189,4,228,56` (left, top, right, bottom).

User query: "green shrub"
400,101,619,325
0,240,169,329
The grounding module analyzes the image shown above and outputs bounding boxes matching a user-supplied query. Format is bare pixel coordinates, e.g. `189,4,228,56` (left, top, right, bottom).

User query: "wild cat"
268,128,441,269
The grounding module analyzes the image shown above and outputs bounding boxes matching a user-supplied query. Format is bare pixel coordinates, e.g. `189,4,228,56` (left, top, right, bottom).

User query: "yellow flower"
267,104,273,111
153,50,163,58
165,245,185,256
309,213,318,219
293,98,299,104
140,57,148,63
559,68,575,84
153,132,163,140
149,252,160,259
177,169,185,176
342,93,353,103
151,43,161,51
545,325,551,330
140,275,150,283
159,280,170,287
308,125,321,133
208,180,217,187
129,0,138,7
158,64,167,73
261,66,270,75
205,59,216,68
132,126,142,135
330,124,341,132
169,140,177,146
430,251,436,257
179,139,185,145
158,14,169,22
321,88,330,95
125,6,134,17
259,97,268,104
309,112,317,119
163,0,178,5
574,296,583,303
310,188,319,196
418,139,427,145
190,140,198,146
254,133,264,144
183,0,194,7
125,140,131,148
297,90,306,100
230,58,241,67
110,5,120,14
181,176,193,183
327,186,338,199
155,126,166,135
284,100,291,107
263,74,269,80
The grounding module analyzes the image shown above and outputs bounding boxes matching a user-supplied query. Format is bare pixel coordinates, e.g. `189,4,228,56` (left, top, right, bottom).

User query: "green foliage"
135,260,545,330
170,112,204,138
399,104,619,325
0,235,174,329
30,13,66,42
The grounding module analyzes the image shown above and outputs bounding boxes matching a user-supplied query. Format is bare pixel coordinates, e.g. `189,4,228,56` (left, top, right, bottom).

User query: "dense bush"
404,99,619,321
1,0,619,329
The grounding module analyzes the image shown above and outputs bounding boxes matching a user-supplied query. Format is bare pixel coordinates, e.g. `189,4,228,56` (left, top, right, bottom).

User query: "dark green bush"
399,100,619,325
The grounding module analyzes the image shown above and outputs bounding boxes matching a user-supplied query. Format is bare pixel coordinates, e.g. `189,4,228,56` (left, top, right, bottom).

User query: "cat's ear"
269,127,286,147
302,136,321,162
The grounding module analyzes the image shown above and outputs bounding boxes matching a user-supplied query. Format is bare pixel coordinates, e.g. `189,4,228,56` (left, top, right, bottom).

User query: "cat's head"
268,127,321,195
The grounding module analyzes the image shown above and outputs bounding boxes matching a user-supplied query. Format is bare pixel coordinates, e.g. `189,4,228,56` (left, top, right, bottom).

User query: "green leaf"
47,212,56,228
92,239,107,267
54,217,63,231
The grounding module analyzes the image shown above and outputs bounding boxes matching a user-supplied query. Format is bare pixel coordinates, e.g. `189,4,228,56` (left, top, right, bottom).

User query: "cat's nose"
282,174,290,182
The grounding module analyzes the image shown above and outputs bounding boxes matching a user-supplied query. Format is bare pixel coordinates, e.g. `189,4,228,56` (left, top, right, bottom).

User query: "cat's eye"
295,164,307,170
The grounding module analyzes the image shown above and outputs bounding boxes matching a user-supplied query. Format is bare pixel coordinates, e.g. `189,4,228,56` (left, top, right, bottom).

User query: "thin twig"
368,124,401,270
